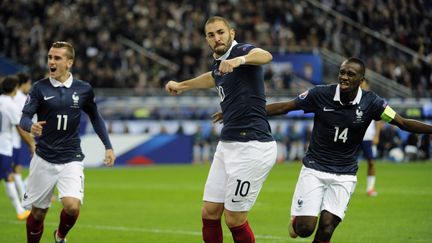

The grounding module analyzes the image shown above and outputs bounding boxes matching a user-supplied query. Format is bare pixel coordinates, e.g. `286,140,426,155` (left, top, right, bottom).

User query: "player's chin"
214,47,227,55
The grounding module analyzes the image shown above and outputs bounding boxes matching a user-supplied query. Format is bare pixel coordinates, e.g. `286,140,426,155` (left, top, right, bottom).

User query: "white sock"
5,182,25,214
13,173,26,200
367,176,376,191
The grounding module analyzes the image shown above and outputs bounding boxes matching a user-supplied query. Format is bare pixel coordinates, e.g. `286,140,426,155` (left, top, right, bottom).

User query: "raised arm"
266,99,300,116
218,48,273,74
165,72,215,95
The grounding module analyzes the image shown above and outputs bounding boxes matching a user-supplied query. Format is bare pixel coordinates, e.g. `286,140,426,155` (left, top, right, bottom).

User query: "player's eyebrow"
207,28,225,36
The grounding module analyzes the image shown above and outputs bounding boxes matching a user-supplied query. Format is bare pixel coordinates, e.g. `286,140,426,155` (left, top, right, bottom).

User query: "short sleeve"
294,88,317,113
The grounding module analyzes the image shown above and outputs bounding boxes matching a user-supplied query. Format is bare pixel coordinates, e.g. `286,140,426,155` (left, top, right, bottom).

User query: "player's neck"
340,91,357,105
56,72,71,83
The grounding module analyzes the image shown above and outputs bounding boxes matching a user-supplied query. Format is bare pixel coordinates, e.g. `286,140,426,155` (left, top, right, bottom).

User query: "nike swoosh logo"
30,231,42,235
44,96,55,100
231,199,242,203
323,107,335,111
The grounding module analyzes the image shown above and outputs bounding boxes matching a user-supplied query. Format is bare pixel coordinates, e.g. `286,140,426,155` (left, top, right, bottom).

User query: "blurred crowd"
1,0,431,95
106,119,431,163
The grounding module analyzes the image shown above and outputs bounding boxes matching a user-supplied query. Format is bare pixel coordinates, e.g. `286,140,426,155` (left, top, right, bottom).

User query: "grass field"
1,161,431,243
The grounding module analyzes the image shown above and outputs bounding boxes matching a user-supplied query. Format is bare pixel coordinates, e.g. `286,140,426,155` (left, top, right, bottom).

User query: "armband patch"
381,105,396,122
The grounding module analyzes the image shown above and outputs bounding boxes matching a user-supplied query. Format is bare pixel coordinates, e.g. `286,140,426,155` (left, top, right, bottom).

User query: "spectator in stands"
1,0,430,95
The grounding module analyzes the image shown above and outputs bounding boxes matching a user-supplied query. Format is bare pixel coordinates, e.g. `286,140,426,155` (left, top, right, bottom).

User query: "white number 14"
334,127,348,143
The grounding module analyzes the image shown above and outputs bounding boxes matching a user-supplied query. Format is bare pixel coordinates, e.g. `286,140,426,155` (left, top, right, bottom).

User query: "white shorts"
203,140,277,212
23,153,84,210
291,166,357,220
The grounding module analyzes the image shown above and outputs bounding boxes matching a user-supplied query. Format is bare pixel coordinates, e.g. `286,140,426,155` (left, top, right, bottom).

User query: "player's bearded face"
205,21,234,56
47,47,73,81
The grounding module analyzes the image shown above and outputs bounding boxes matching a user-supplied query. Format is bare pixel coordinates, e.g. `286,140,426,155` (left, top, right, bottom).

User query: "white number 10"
57,115,68,130
334,127,348,143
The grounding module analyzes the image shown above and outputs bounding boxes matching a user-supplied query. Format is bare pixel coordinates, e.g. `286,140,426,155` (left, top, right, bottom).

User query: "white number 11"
56,115,68,130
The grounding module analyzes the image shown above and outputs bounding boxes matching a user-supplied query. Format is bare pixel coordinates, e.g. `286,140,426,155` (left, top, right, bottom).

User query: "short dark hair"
346,57,365,76
17,72,30,86
51,41,75,60
1,75,18,94
205,16,232,32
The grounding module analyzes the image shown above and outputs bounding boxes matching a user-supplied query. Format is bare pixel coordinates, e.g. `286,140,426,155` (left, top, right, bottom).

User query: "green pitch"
1,161,431,242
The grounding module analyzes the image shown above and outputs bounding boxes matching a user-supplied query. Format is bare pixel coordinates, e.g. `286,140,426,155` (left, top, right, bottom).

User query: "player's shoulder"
232,43,256,54
32,78,50,88
310,84,336,94
361,89,382,102
361,89,386,106
72,78,93,91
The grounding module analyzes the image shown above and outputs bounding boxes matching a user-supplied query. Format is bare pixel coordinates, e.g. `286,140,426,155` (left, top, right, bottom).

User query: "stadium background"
1,0,432,242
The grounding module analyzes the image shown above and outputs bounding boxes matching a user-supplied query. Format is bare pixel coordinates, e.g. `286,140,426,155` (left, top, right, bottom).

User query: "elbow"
265,51,273,63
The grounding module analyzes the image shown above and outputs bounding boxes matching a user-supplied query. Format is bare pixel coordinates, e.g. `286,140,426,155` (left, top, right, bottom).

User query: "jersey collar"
49,73,73,88
215,40,238,61
333,84,362,105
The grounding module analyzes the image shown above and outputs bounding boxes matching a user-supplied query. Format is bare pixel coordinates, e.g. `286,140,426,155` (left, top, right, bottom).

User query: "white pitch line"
0,219,308,242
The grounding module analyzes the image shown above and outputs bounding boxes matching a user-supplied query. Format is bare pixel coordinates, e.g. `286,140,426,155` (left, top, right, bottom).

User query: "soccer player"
263,57,432,242
0,75,34,220
165,16,277,243
20,41,116,243
11,72,33,200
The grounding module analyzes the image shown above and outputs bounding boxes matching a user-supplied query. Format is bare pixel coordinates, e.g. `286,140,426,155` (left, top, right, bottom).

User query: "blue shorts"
361,140,374,160
0,154,13,180
12,148,23,166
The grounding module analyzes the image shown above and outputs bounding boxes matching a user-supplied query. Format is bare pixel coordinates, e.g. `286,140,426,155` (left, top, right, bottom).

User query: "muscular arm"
266,99,300,116
165,72,214,95
218,48,273,74
390,113,432,133
240,48,273,65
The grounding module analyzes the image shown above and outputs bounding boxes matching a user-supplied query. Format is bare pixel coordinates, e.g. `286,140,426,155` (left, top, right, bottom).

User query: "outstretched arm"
266,99,300,116
165,72,214,95
390,113,432,133
212,99,300,123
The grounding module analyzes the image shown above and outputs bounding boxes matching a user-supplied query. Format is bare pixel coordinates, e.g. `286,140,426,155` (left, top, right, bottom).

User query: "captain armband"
380,105,396,123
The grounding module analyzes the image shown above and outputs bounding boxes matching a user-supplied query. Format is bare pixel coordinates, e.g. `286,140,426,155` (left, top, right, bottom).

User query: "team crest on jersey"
71,92,80,108
354,106,364,123
299,90,309,100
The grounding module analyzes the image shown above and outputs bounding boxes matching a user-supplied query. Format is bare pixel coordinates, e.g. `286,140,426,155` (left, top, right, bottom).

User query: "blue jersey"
212,43,273,142
20,77,112,164
296,84,386,175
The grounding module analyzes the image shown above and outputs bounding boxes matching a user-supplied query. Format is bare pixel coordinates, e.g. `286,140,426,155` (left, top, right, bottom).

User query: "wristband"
238,56,246,65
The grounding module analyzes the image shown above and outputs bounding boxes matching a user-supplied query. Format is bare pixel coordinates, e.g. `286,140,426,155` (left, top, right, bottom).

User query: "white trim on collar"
49,73,73,88
215,40,238,61
333,84,362,105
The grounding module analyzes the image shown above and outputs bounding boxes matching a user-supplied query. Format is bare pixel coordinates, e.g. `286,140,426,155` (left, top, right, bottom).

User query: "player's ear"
359,77,365,87
67,59,74,69
230,28,235,39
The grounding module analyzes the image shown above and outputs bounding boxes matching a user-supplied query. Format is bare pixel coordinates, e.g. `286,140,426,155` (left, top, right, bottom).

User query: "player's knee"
31,208,48,221
224,212,247,228
63,205,80,216
295,222,315,237
201,203,224,220
316,219,338,239
62,199,81,216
